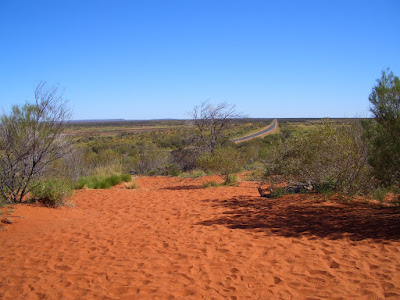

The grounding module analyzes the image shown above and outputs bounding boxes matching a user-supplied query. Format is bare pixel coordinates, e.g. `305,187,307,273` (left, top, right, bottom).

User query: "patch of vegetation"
202,181,221,188
224,174,239,186
76,174,131,189
372,187,388,204
30,178,74,207
197,146,246,183
264,120,373,196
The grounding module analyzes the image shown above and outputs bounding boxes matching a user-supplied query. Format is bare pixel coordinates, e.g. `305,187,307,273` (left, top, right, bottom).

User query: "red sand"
1,176,400,299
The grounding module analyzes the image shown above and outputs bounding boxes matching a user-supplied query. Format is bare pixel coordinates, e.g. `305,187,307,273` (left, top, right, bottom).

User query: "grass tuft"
31,178,74,207
76,174,131,189
202,181,220,188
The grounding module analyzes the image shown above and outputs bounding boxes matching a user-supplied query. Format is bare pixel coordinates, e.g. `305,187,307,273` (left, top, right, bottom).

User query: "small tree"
190,101,242,153
0,82,71,203
366,68,400,186
369,68,400,141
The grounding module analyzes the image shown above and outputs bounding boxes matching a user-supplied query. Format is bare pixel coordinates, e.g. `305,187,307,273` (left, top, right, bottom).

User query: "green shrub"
31,178,74,207
315,180,337,199
76,174,131,189
264,121,374,196
164,163,182,176
224,174,239,186
197,146,246,183
120,174,132,182
365,69,400,187
372,187,388,203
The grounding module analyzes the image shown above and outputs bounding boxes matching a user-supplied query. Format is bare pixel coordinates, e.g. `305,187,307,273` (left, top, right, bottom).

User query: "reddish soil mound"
1,176,400,299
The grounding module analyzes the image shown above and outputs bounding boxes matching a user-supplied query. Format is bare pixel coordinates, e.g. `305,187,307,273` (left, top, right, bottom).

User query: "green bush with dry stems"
76,174,131,189
30,178,74,207
197,146,245,184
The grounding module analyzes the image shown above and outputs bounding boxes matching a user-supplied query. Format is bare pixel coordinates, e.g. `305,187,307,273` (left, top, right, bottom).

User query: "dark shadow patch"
162,185,204,190
198,195,400,241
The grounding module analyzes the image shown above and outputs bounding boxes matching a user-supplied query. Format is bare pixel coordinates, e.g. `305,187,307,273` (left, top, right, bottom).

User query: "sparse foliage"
0,82,71,203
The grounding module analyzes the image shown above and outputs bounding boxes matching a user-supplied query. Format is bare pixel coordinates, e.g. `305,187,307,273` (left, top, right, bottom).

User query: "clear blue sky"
0,0,399,120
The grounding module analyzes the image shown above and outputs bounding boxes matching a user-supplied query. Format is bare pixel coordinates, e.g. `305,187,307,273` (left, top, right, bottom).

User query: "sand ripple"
1,176,400,299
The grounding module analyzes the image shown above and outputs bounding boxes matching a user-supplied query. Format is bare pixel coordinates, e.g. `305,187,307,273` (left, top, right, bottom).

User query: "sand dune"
1,176,400,299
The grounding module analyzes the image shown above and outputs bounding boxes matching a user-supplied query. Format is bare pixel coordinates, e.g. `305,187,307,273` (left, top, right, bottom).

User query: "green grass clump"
76,174,131,189
31,178,74,207
223,174,239,186
202,181,221,188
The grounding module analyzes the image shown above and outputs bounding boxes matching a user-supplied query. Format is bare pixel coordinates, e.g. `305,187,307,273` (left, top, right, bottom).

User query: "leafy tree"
369,69,400,141
366,68,400,186
0,82,71,203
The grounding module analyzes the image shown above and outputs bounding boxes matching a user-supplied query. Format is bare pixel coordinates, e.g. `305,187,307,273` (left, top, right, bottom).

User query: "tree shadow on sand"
198,195,400,241
162,185,204,190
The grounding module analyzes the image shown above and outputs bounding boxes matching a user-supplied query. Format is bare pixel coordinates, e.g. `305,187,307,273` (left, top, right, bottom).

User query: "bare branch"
190,100,243,153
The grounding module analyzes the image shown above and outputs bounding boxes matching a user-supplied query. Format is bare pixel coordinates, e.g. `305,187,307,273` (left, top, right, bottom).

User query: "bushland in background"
264,121,374,195
135,142,170,174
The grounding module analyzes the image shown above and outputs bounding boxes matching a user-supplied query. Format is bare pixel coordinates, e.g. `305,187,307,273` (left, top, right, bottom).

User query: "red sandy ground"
1,176,400,299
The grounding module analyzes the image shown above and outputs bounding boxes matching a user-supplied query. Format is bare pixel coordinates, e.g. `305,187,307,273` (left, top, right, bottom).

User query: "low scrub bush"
197,147,246,183
76,174,131,189
372,187,388,203
224,174,239,186
164,163,182,176
31,178,74,207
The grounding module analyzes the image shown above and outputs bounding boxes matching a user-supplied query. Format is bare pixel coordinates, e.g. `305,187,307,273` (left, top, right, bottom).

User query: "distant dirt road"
232,119,278,143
